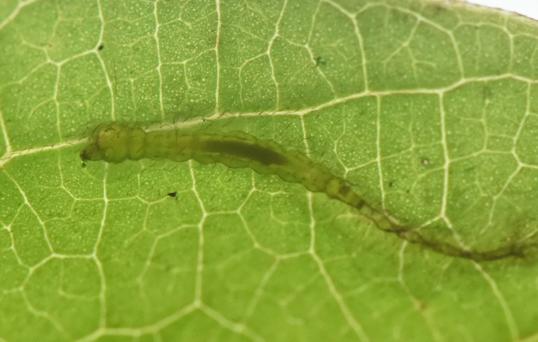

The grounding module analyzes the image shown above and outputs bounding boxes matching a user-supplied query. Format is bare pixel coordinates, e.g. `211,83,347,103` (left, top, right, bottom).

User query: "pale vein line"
311,253,369,342
438,93,451,221
242,259,279,321
80,299,263,341
323,0,370,90
382,19,420,77
350,6,370,91
189,160,206,305
390,4,465,78
214,0,222,113
508,25,515,73
306,179,368,340
438,93,468,246
0,0,38,31
397,242,443,342
21,289,68,338
21,255,54,288
201,304,263,342
302,0,337,96
236,180,281,256
4,170,54,254
485,82,531,228
3,216,28,268
158,73,538,129
52,65,62,140
76,304,197,341
153,0,165,120
0,139,86,169
3,74,538,171
0,108,12,155
473,262,519,340
136,224,197,285
267,0,288,110
92,163,109,329
440,92,518,340
513,82,532,152
375,96,386,210
95,0,116,121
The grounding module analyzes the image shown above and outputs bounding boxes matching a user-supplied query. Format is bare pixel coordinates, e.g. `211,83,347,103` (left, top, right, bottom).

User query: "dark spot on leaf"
314,56,326,67
167,191,177,198
98,43,104,51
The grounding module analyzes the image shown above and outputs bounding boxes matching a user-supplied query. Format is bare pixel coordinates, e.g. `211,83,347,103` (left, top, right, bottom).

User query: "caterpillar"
80,122,536,262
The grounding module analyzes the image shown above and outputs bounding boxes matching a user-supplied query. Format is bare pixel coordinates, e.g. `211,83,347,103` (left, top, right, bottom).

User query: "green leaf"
1,0,538,341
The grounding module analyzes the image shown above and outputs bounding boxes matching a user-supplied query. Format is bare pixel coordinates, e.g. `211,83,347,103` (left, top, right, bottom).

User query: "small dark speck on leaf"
314,56,326,67
388,181,394,188
81,161,87,168
167,191,178,198
98,44,104,51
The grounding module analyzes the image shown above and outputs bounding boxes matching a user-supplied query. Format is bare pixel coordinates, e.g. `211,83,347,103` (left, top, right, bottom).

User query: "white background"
466,0,538,19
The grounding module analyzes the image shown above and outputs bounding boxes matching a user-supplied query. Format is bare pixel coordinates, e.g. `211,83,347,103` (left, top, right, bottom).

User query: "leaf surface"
1,0,538,341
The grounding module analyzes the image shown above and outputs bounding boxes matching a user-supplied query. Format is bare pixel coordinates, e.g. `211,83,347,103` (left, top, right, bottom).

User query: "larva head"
80,123,140,163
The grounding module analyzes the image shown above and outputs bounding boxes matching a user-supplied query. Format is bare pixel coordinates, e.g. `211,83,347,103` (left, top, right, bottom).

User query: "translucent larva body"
81,123,395,230
80,122,533,262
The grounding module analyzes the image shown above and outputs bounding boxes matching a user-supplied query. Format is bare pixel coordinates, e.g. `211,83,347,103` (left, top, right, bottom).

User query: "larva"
80,122,535,262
